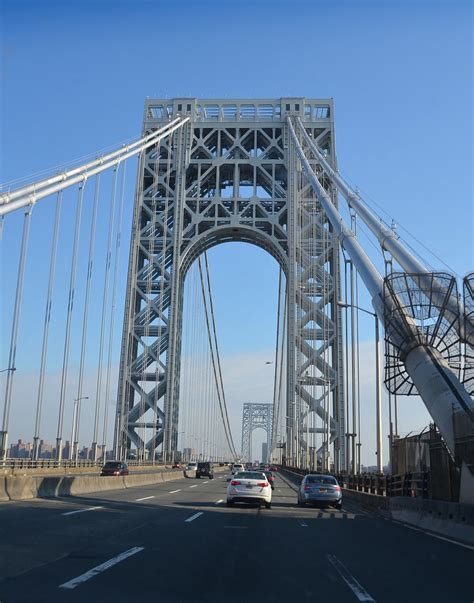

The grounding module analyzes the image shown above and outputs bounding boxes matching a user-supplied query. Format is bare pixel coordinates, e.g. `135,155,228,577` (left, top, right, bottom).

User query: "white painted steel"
297,120,474,346
0,119,189,216
288,116,474,458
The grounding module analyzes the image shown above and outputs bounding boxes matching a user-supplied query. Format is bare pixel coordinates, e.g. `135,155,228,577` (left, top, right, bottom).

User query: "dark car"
100,461,129,476
196,462,214,479
262,470,275,489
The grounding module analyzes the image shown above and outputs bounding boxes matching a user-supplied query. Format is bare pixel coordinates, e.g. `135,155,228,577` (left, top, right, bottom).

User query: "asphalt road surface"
0,473,472,602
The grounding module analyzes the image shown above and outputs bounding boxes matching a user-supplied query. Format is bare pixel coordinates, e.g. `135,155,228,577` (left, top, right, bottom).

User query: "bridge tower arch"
115,97,346,470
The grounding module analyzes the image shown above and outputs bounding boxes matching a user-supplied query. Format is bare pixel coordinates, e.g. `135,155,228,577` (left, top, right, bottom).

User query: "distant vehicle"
297,474,342,509
196,462,214,479
231,463,245,474
261,470,275,490
226,471,272,508
245,462,253,470
172,462,182,469
101,461,129,476
270,465,278,472
185,462,198,471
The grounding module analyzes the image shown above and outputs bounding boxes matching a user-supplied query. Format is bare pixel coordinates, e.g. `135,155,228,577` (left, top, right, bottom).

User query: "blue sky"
1,0,472,463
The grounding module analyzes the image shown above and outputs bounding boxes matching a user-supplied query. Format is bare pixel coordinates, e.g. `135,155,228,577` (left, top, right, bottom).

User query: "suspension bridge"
1,97,473,602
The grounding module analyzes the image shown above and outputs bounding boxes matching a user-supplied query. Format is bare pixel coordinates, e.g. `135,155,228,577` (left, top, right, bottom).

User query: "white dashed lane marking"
135,496,154,502
62,506,104,516
327,555,375,602
185,512,204,523
59,546,144,589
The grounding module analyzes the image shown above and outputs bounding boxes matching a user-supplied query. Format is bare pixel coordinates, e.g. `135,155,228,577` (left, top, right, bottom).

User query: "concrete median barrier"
1,469,185,502
0,476,9,501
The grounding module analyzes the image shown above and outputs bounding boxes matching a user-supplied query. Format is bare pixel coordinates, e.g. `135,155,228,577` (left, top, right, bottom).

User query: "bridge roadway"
0,474,472,602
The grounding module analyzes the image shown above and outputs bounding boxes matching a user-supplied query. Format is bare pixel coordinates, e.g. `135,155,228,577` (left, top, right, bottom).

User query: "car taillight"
230,480,241,486
333,485,341,491
114,471,120,475
304,485,311,491
257,482,268,488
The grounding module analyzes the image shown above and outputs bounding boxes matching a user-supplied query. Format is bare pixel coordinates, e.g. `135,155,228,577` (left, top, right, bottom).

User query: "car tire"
335,501,342,510
226,499,234,507
265,502,271,509
209,475,213,480
196,475,200,479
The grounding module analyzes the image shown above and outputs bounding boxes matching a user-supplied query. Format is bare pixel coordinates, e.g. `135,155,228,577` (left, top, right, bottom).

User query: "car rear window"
306,475,337,485
234,472,266,480
103,462,121,468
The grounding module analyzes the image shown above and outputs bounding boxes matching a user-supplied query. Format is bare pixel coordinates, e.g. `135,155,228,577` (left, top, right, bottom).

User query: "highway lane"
0,474,473,602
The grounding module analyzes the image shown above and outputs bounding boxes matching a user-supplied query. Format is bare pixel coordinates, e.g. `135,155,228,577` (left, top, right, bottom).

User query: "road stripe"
224,526,247,529
189,485,198,488
185,512,203,523
390,518,474,551
59,546,144,589
215,499,223,505
62,506,103,516
169,489,181,494
135,496,154,502
203,481,208,484
327,555,375,602
297,519,308,527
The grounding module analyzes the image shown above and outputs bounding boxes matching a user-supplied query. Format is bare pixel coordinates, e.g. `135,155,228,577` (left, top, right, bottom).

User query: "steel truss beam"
115,98,345,469
241,403,273,462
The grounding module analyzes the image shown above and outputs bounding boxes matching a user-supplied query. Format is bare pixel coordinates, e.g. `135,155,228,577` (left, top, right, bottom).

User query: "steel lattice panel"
463,273,474,395
116,98,345,466
383,272,462,395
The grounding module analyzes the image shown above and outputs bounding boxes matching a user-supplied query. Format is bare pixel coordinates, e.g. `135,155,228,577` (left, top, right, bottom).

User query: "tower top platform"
143,97,333,125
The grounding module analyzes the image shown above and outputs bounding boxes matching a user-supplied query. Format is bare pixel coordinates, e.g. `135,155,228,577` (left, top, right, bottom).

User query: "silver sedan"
297,474,342,509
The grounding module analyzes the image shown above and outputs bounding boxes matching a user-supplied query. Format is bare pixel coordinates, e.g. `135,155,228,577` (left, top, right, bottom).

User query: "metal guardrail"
282,465,430,499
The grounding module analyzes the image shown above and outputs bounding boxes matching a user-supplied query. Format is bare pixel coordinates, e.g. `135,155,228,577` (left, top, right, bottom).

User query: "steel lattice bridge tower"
115,97,345,467
241,403,273,463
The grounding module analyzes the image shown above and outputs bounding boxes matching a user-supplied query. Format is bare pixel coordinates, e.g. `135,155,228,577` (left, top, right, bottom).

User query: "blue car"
297,474,342,509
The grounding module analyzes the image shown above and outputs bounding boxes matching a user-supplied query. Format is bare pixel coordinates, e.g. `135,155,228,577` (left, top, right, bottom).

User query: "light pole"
0,367,17,463
338,302,383,473
70,396,89,463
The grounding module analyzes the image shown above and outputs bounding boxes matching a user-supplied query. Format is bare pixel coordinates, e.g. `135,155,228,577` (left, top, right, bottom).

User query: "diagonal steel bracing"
115,98,345,469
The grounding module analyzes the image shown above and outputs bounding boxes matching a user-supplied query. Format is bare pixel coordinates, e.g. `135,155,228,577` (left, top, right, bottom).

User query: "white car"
226,471,272,508
231,463,245,474
186,462,197,471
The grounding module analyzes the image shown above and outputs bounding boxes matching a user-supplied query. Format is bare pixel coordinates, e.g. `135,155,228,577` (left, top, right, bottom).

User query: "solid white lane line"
389,518,474,551
169,489,181,494
215,499,224,505
327,555,375,602
135,496,154,502
185,512,204,523
189,485,198,488
62,506,104,516
59,546,144,590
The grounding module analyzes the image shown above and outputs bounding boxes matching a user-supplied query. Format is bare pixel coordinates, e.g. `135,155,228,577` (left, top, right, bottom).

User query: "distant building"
9,439,32,458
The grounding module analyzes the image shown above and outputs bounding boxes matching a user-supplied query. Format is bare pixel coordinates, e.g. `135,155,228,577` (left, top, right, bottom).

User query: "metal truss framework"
116,98,345,469
241,403,273,462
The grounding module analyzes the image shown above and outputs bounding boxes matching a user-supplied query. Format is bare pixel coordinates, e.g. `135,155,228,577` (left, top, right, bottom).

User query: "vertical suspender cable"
56,184,86,461
92,167,118,460
102,162,126,463
73,175,101,462
271,268,283,459
203,252,236,456
0,207,32,462
33,193,62,460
